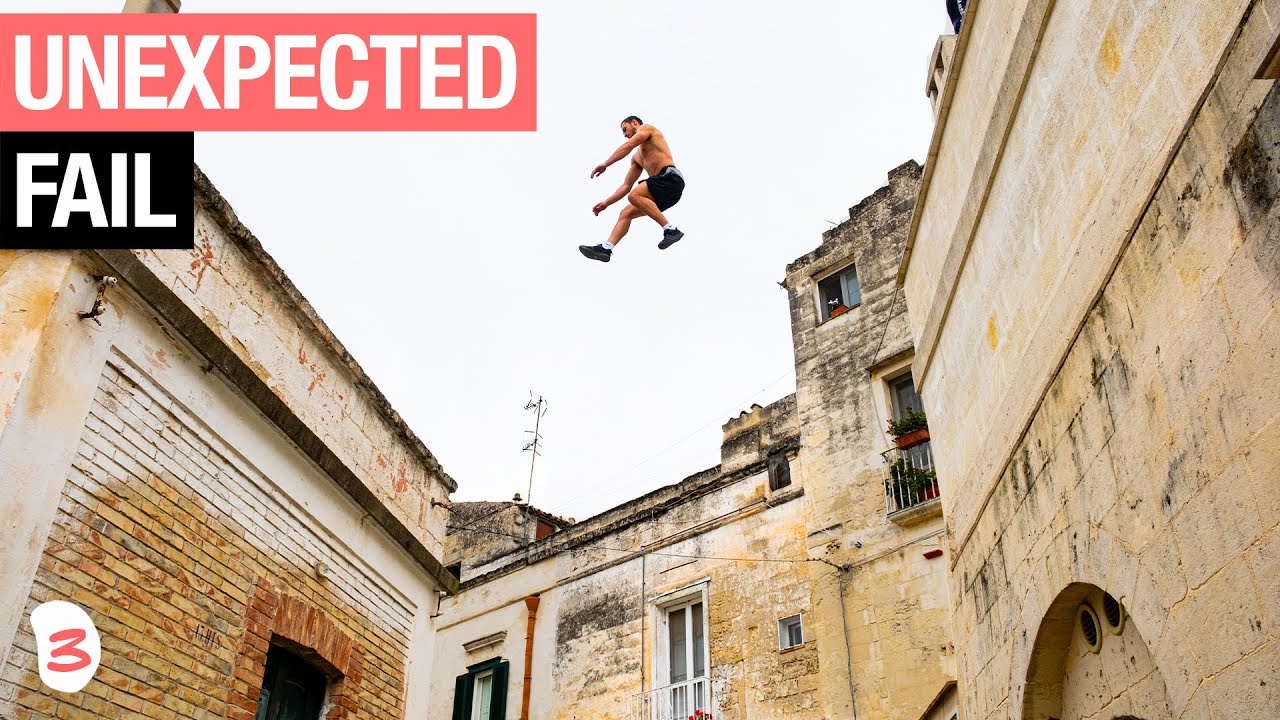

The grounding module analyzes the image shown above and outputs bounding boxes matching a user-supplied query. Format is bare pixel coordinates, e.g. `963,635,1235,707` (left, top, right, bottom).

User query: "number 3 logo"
47,629,92,672
30,601,101,693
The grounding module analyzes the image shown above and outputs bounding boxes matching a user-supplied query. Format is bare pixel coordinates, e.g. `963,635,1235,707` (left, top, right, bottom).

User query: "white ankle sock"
663,224,676,231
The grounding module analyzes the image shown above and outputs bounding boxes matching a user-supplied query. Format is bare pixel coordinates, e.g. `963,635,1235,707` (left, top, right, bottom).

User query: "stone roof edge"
784,159,922,282
192,164,457,493
459,435,803,590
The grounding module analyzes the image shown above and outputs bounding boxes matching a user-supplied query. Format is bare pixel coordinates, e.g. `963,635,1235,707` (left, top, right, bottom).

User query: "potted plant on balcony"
887,408,929,449
888,458,939,502
688,710,713,720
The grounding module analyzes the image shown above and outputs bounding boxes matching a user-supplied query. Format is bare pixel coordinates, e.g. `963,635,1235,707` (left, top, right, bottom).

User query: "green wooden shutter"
452,673,472,720
489,661,510,720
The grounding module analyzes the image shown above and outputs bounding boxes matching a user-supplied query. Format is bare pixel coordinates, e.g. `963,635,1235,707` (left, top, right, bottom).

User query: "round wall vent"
1101,592,1125,634
1079,604,1102,653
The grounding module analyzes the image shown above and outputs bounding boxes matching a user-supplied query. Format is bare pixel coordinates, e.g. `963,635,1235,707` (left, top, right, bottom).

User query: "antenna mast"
522,393,547,547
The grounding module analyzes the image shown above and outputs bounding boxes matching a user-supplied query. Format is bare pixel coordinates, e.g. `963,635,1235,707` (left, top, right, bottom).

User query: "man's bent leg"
607,205,644,246
627,184,669,227
581,205,644,262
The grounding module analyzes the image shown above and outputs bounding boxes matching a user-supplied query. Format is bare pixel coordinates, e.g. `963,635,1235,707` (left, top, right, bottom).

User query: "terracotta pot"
893,427,930,449
920,483,939,501
829,305,849,318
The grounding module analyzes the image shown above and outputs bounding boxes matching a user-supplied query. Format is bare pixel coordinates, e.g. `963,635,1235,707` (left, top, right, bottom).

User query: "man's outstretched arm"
590,125,652,178
593,160,643,215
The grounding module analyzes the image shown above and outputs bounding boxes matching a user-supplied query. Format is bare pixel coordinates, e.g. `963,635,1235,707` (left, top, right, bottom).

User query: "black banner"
1,132,193,250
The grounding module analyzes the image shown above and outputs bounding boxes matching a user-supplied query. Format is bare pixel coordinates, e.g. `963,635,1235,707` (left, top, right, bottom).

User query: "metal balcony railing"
631,678,714,720
883,438,940,515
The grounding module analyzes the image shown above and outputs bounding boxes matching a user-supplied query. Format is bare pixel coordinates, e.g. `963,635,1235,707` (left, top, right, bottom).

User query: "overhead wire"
447,524,821,565
535,369,795,519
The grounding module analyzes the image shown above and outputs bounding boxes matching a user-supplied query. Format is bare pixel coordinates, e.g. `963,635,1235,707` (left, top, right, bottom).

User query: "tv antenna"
522,393,548,547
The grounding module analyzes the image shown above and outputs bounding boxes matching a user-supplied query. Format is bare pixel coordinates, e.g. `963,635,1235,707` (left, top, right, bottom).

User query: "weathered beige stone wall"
903,0,1280,718
785,162,956,720
906,0,1257,542
444,503,572,581
445,503,533,577
786,163,923,542
430,403,823,720
1053,589,1170,720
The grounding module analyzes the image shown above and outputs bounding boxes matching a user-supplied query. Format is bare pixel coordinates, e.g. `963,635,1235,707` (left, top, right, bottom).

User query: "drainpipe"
819,559,858,720
521,595,540,720
837,567,858,720
640,552,647,695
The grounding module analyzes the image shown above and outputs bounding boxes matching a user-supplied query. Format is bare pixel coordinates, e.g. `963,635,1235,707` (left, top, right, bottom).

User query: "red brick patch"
227,579,365,720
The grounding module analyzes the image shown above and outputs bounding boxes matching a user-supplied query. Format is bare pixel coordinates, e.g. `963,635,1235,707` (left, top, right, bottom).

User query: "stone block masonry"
901,0,1280,717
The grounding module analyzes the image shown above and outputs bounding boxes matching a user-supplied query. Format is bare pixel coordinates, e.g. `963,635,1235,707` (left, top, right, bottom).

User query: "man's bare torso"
633,125,676,175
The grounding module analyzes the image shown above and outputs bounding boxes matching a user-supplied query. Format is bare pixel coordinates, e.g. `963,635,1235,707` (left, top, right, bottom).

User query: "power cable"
535,369,795,519
447,524,820,565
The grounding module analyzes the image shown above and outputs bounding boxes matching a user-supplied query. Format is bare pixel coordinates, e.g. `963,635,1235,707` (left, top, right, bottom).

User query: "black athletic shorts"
640,166,685,211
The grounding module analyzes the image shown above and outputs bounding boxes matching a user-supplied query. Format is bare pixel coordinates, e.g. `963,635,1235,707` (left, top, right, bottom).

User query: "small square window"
817,265,861,322
778,614,804,650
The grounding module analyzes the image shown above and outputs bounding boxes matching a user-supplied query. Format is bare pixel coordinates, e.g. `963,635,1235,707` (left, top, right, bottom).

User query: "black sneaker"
658,227,684,249
579,244,613,262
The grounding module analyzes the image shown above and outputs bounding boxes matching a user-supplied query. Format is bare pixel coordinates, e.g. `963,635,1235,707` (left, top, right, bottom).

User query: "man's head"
621,115,643,138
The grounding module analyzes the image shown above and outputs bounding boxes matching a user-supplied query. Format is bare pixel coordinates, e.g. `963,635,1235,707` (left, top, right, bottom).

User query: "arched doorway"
1022,583,1172,720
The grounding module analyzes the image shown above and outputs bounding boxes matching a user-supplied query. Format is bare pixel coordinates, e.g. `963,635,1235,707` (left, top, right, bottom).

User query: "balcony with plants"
883,409,941,523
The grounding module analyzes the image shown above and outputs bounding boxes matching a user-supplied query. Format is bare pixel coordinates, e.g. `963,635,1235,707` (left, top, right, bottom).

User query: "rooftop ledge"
895,0,982,287
893,0,1062,394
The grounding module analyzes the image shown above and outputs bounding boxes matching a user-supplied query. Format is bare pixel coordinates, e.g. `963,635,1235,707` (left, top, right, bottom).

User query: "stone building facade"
0,168,457,720
432,394,814,720
783,161,956,720
444,502,574,581
900,0,1280,718
432,164,956,720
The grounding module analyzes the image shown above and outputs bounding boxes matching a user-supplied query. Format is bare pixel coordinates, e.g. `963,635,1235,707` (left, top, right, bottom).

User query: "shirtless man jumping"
580,116,685,263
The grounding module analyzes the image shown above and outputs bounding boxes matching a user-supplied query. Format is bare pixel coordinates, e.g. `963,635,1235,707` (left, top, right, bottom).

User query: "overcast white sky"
32,1,946,522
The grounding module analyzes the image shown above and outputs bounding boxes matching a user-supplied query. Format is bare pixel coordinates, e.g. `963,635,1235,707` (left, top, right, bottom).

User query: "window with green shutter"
452,658,509,720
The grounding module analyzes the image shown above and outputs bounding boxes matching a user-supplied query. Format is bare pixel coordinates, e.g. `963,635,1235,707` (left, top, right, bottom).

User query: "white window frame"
870,353,917,443
470,668,494,720
887,371,924,421
651,582,711,687
778,614,804,650
814,262,862,322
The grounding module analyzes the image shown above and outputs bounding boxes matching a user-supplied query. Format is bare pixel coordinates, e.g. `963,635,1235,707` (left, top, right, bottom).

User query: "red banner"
0,14,537,131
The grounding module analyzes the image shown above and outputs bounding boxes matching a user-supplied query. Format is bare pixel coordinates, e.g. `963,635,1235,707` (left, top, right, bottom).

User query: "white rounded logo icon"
30,601,101,693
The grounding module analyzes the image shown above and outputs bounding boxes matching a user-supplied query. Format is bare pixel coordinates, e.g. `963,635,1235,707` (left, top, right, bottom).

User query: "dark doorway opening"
255,644,327,720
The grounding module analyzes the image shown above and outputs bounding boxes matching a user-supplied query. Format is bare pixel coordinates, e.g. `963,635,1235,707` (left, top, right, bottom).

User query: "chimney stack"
122,0,180,13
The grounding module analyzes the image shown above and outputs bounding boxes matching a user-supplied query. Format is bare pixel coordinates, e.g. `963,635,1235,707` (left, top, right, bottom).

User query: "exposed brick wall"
1,352,415,720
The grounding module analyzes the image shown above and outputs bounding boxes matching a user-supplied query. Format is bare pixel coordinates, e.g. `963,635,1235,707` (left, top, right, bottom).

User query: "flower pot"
894,427,930,449
829,305,849,318
920,483,939,501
